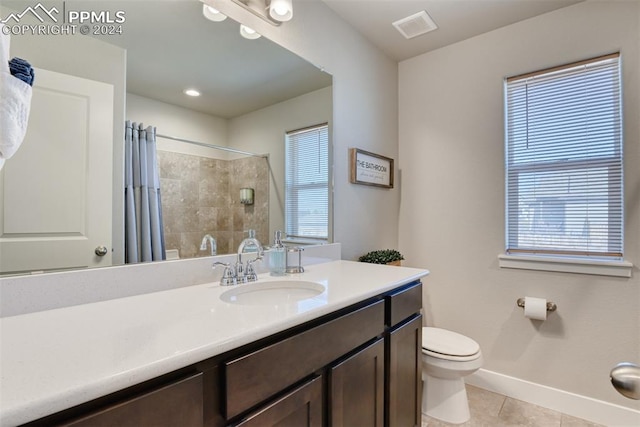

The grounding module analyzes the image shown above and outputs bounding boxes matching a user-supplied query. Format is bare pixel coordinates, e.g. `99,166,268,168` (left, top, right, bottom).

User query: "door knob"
95,246,109,256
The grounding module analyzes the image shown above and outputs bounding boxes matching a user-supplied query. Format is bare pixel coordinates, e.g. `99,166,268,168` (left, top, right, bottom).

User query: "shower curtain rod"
156,133,268,158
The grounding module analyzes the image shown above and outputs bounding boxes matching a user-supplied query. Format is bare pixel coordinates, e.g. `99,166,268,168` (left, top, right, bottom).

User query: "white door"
0,68,114,274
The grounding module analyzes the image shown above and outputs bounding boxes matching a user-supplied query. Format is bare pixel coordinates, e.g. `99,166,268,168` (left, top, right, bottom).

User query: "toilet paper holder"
516,298,557,312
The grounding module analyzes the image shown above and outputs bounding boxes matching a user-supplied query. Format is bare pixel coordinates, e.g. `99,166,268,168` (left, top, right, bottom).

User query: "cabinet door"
330,338,385,427
225,300,384,419
388,315,422,427
60,373,203,427
236,376,322,427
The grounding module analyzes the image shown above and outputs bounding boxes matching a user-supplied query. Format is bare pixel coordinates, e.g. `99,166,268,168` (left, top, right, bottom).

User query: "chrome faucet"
236,229,263,283
200,234,217,256
237,229,263,264
212,230,263,286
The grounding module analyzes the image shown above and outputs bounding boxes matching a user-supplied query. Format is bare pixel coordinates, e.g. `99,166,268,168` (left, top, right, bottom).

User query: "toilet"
421,327,483,424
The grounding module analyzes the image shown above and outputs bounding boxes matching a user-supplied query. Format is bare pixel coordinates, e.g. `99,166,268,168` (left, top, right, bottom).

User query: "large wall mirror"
0,0,333,276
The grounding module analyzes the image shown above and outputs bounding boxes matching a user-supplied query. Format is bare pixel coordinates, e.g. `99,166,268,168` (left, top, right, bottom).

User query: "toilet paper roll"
524,296,547,321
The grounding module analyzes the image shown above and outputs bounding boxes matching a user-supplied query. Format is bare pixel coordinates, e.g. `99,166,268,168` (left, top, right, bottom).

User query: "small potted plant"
358,249,404,266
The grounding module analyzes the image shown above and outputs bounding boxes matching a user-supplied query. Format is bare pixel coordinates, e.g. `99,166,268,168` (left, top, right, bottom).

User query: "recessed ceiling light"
184,89,201,97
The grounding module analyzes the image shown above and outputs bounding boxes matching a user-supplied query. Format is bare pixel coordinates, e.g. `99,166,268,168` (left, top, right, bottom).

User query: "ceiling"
322,0,584,61
2,0,584,116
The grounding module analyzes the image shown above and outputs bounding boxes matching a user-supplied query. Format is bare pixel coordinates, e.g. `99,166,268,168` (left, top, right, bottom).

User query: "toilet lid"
422,327,480,357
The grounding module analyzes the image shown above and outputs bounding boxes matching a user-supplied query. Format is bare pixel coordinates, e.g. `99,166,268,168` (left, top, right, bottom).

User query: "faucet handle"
247,254,263,265
245,256,262,282
213,262,237,286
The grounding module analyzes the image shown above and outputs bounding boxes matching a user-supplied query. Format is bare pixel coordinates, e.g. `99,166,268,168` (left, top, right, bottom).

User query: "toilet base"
422,374,470,424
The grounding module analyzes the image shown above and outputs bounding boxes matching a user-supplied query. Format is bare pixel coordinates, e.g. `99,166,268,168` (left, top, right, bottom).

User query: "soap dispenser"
269,230,286,276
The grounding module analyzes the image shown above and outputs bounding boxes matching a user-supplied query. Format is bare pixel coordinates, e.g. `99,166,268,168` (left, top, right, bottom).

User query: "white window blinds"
285,124,329,240
505,53,623,258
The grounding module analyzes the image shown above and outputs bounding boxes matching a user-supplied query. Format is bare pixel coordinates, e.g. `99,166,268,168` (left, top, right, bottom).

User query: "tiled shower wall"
158,151,269,259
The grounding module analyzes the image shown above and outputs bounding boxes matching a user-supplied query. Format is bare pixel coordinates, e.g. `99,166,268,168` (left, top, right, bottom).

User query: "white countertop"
0,260,428,426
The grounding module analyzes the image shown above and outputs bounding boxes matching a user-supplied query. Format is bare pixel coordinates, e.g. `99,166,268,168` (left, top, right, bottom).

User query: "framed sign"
349,148,394,189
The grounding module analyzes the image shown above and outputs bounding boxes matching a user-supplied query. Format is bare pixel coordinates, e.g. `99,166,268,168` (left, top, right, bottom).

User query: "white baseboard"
466,369,640,427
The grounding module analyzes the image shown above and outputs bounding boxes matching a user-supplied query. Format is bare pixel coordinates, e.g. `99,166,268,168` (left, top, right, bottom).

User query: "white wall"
208,0,399,261
399,0,640,410
126,93,228,159
228,86,332,242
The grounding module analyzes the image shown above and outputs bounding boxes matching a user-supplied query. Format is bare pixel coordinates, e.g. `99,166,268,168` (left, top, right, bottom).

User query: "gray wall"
399,1,639,409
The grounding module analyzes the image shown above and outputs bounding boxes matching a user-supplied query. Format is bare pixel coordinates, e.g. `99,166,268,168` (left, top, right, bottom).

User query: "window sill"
282,238,328,246
498,254,633,278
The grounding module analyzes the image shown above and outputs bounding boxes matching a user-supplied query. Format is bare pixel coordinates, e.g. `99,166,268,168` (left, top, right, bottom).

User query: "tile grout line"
497,393,508,418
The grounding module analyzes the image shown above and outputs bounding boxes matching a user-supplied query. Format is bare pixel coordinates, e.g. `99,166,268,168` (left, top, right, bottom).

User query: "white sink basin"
220,280,326,305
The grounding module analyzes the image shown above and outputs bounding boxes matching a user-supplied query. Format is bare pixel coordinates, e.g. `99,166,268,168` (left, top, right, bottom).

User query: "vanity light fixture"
184,89,201,97
239,24,261,40
202,4,227,22
240,188,255,205
201,0,292,41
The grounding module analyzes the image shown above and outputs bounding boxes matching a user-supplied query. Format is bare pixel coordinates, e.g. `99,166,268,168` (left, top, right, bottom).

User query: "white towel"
0,23,33,170
0,71,32,166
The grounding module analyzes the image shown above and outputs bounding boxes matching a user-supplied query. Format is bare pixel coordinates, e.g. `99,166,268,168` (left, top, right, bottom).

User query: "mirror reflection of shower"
155,133,269,260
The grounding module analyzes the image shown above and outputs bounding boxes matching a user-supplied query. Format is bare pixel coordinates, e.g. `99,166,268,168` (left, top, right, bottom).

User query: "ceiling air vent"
393,10,438,39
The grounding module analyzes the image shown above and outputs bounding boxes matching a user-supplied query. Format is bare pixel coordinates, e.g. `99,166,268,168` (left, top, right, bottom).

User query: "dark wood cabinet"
236,376,322,427
26,281,423,427
60,373,203,427
388,315,423,427
225,300,384,419
329,338,385,427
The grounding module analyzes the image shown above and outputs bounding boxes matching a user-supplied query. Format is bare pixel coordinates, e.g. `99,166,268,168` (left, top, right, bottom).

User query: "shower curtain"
124,121,166,263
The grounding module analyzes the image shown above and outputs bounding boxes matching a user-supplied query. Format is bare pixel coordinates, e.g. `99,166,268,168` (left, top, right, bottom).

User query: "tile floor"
421,385,604,427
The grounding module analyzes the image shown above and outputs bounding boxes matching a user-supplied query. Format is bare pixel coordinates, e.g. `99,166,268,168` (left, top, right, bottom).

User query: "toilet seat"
422,327,480,361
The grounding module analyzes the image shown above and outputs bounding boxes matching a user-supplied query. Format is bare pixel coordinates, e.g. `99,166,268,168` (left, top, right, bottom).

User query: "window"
285,124,329,241
505,53,623,260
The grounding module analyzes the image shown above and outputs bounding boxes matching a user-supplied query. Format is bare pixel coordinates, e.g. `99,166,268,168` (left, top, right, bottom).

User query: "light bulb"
202,4,227,22
269,0,292,22
273,5,288,16
184,89,200,97
240,24,261,40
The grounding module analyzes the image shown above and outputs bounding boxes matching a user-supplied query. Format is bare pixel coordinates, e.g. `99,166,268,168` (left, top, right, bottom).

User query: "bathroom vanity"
0,261,428,427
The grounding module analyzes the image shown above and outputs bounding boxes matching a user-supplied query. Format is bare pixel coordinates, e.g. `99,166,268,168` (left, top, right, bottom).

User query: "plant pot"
387,260,402,266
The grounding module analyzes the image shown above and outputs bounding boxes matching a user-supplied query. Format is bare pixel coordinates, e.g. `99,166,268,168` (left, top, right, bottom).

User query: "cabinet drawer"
60,373,203,427
386,282,422,326
225,300,385,419
236,376,322,427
